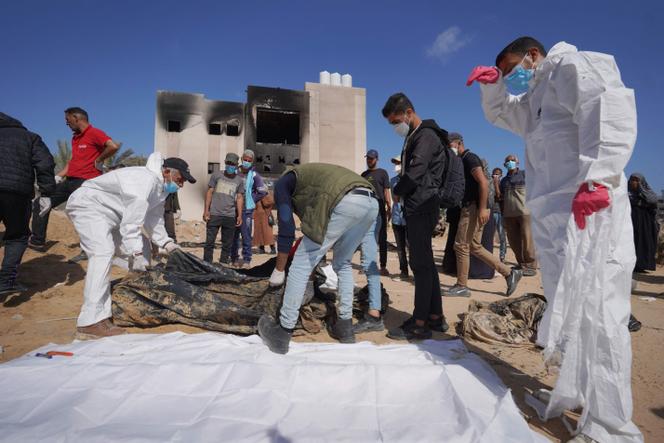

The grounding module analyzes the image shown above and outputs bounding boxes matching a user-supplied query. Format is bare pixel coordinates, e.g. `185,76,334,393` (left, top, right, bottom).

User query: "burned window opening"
226,122,240,137
167,120,181,133
208,123,222,135
256,108,300,145
208,163,220,174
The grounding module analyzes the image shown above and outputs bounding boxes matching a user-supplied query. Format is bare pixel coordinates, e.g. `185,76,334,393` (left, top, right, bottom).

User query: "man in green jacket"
258,163,379,354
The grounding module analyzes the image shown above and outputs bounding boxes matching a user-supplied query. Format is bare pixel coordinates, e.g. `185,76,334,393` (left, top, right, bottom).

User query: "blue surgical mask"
504,160,517,170
242,161,252,169
225,165,237,174
504,56,534,95
164,181,179,194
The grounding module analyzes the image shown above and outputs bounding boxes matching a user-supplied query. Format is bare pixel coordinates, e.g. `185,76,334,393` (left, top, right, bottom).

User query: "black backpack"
438,147,465,208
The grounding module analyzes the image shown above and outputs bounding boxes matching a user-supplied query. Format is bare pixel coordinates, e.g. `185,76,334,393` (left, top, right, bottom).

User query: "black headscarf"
629,173,659,206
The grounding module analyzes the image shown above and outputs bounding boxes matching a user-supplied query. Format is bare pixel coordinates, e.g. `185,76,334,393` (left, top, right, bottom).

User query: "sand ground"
1,211,662,442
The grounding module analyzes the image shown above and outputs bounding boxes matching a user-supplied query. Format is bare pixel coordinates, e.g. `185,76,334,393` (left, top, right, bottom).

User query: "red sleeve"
93,128,111,150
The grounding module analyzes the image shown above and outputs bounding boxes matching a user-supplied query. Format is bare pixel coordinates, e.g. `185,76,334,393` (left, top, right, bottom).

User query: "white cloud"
426,26,471,62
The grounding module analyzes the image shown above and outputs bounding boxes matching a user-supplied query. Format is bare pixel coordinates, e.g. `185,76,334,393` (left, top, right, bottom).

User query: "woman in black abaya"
629,173,659,272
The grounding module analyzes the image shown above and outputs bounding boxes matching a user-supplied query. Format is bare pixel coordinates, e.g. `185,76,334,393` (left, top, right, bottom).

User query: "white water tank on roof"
330,72,341,86
319,71,331,85
341,74,352,87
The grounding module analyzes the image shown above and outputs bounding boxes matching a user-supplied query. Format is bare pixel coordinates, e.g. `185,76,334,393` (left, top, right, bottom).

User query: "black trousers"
0,192,32,283
30,178,86,245
406,211,442,322
164,211,176,242
392,223,409,274
204,215,236,263
378,203,387,268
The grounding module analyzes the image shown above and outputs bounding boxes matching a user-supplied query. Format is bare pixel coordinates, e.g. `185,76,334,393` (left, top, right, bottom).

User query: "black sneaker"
505,268,523,296
269,246,277,255
387,318,432,341
27,241,46,253
258,315,292,354
443,285,471,297
257,246,266,254
0,281,28,296
327,318,356,343
428,317,449,333
352,314,385,333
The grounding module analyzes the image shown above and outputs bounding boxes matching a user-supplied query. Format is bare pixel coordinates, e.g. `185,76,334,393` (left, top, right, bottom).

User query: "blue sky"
3,0,663,191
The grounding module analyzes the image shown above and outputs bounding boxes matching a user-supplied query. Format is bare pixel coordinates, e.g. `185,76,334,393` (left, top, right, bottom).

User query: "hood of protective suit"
146,152,165,184
531,41,577,86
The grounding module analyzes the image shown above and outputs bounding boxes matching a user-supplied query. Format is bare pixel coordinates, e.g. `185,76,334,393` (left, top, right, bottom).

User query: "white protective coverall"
480,42,641,442
66,152,172,328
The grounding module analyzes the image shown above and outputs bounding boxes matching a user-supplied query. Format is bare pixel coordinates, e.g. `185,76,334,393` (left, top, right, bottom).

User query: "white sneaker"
269,269,285,287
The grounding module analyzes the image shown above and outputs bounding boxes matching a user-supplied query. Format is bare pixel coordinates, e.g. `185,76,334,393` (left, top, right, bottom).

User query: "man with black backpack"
444,133,522,298
381,93,449,340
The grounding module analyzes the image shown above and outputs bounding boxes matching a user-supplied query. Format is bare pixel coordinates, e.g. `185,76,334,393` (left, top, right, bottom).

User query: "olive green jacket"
291,163,372,244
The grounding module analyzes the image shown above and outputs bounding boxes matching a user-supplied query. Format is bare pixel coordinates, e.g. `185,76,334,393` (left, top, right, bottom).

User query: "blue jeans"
493,211,506,260
231,209,254,263
279,193,379,329
360,211,382,311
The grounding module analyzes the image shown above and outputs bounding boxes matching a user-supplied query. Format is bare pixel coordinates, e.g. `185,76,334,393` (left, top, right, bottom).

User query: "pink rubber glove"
466,66,500,86
571,182,611,230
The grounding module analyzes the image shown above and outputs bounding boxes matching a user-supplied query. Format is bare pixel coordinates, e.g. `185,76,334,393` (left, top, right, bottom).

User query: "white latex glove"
38,197,52,217
164,241,180,253
54,175,64,184
174,210,181,220
95,160,105,173
269,268,286,287
129,253,149,272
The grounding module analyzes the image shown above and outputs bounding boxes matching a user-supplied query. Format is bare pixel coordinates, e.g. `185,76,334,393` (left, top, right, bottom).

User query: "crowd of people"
0,35,654,442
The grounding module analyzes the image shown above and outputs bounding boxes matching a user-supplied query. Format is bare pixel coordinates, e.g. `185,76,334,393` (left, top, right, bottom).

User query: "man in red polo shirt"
29,107,120,251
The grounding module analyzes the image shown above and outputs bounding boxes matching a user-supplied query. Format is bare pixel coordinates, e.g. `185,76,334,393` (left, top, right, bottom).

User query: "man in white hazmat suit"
66,152,196,339
467,37,641,443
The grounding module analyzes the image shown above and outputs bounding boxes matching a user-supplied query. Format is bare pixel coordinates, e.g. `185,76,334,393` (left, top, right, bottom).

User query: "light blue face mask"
242,161,252,169
504,59,534,95
504,160,517,171
164,181,179,194
225,165,237,174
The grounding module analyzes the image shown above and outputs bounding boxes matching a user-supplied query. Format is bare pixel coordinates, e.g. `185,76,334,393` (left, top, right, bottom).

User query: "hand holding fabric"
130,253,149,272
164,242,180,254
572,182,611,230
38,197,52,217
466,66,500,86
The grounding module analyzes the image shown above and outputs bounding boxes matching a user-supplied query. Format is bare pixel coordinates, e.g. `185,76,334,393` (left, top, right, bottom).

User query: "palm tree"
103,145,148,168
53,139,71,173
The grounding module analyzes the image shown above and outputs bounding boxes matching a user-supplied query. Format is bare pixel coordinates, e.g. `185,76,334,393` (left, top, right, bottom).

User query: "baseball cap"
390,156,401,164
225,152,239,164
365,149,379,159
448,132,463,142
163,157,196,183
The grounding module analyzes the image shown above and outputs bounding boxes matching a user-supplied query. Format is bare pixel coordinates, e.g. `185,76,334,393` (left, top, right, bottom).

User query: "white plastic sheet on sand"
0,332,549,442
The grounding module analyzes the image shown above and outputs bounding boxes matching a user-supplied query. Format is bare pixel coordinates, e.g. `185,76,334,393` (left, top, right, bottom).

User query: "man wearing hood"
467,37,641,442
381,93,448,340
66,153,196,339
0,113,55,296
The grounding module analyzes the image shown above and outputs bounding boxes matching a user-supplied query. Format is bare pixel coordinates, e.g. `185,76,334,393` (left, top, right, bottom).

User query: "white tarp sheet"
0,332,548,442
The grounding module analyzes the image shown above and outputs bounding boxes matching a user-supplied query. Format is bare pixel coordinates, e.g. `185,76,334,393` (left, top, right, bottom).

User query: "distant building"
154,73,366,220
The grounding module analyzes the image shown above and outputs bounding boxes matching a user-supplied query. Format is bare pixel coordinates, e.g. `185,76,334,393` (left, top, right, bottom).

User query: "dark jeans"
164,211,176,242
392,223,409,274
231,209,254,263
378,203,387,268
30,178,86,245
204,215,236,263
406,211,442,322
0,192,31,283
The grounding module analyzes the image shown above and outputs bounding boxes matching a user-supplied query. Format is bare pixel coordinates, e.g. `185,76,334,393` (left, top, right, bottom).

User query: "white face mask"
451,147,459,156
394,165,401,173
393,122,410,138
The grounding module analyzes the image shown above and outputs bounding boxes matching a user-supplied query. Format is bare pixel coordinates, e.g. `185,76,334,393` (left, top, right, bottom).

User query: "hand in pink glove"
466,66,500,86
571,182,611,230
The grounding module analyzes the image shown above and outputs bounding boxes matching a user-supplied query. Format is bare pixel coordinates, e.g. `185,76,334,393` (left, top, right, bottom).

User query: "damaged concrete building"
154,73,366,220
